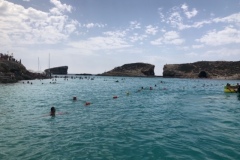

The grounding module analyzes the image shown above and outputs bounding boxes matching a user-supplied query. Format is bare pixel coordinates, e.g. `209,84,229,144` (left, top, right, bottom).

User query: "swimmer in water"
73,96,77,101
50,107,56,116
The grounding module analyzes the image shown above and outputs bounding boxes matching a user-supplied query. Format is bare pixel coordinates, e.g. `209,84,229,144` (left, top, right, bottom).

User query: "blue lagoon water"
0,77,240,160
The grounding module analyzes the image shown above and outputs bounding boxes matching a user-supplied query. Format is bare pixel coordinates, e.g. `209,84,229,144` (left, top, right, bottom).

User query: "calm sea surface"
0,76,240,160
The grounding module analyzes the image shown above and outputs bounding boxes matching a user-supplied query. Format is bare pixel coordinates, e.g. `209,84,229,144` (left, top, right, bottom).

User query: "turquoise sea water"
0,76,240,160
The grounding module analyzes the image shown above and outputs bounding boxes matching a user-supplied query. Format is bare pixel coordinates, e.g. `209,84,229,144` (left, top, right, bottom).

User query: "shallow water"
0,77,240,160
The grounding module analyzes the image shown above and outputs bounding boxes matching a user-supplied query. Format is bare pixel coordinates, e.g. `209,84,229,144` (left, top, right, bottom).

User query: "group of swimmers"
49,84,160,116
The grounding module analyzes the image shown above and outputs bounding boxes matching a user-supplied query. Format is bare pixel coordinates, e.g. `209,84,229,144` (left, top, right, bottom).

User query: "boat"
224,85,239,93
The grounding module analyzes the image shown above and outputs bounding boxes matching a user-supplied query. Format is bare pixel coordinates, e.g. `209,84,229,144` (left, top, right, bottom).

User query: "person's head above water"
50,107,56,116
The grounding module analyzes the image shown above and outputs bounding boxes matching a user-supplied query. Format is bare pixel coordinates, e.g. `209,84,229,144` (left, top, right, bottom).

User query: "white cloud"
167,12,182,27
68,30,132,52
103,30,126,38
181,3,198,19
145,25,158,35
213,12,240,25
83,23,106,29
151,31,184,45
196,26,240,46
68,36,131,52
129,33,147,43
192,44,204,49
158,8,165,22
185,52,199,57
129,21,141,30
201,48,240,58
50,0,72,14
0,0,79,46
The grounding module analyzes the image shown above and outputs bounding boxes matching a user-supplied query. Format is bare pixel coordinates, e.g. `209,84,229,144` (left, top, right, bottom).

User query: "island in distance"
99,63,155,77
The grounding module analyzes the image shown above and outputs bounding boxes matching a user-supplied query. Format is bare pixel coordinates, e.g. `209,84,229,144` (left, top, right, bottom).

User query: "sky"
0,0,240,75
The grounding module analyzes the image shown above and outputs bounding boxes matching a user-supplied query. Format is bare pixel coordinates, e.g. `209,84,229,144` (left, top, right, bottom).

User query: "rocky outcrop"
44,66,68,75
163,61,240,79
101,63,155,76
0,59,47,83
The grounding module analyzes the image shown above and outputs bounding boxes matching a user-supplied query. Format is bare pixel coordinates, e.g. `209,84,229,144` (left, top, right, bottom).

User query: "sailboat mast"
49,53,50,69
48,53,51,78
38,57,39,72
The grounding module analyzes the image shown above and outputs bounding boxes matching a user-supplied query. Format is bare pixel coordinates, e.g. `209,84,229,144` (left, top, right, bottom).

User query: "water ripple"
0,77,240,159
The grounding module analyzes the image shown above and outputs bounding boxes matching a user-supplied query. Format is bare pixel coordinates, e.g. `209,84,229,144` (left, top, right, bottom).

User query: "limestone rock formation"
163,61,240,79
0,58,47,83
101,63,155,76
44,66,68,75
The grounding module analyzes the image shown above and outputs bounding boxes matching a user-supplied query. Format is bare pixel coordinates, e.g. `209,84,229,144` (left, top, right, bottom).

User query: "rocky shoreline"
0,54,48,83
163,61,240,80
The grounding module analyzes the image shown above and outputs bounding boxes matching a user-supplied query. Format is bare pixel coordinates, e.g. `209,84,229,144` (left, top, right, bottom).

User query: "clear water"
0,77,240,160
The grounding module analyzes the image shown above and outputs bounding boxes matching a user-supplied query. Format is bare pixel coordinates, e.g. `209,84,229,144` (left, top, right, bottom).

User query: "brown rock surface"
0,58,47,83
163,61,240,79
101,63,155,76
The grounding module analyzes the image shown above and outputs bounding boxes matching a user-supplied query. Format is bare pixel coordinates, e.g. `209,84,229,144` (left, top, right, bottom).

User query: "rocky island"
44,66,68,75
0,53,48,83
101,63,155,77
163,61,240,80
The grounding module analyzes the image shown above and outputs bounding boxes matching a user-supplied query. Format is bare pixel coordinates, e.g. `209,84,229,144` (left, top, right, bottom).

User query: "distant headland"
163,61,240,80
99,63,155,77
0,53,47,83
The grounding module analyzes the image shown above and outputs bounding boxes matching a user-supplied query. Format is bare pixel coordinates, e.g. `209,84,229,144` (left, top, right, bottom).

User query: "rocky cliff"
163,61,240,79
0,59,47,83
44,66,68,75
101,63,155,76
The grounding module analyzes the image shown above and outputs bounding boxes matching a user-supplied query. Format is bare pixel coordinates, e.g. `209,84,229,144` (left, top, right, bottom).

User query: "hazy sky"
1,0,240,75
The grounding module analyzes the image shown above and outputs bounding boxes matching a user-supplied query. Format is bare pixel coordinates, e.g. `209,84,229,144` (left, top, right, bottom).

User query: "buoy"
113,96,118,99
73,97,77,101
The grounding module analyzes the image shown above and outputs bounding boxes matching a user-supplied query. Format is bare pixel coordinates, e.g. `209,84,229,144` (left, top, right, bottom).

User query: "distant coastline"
2,52,240,83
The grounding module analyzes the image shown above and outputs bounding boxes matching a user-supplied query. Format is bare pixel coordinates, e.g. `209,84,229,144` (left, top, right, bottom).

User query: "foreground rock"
163,61,240,79
44,66,68,75
0,59,47,83
101,63,155,76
